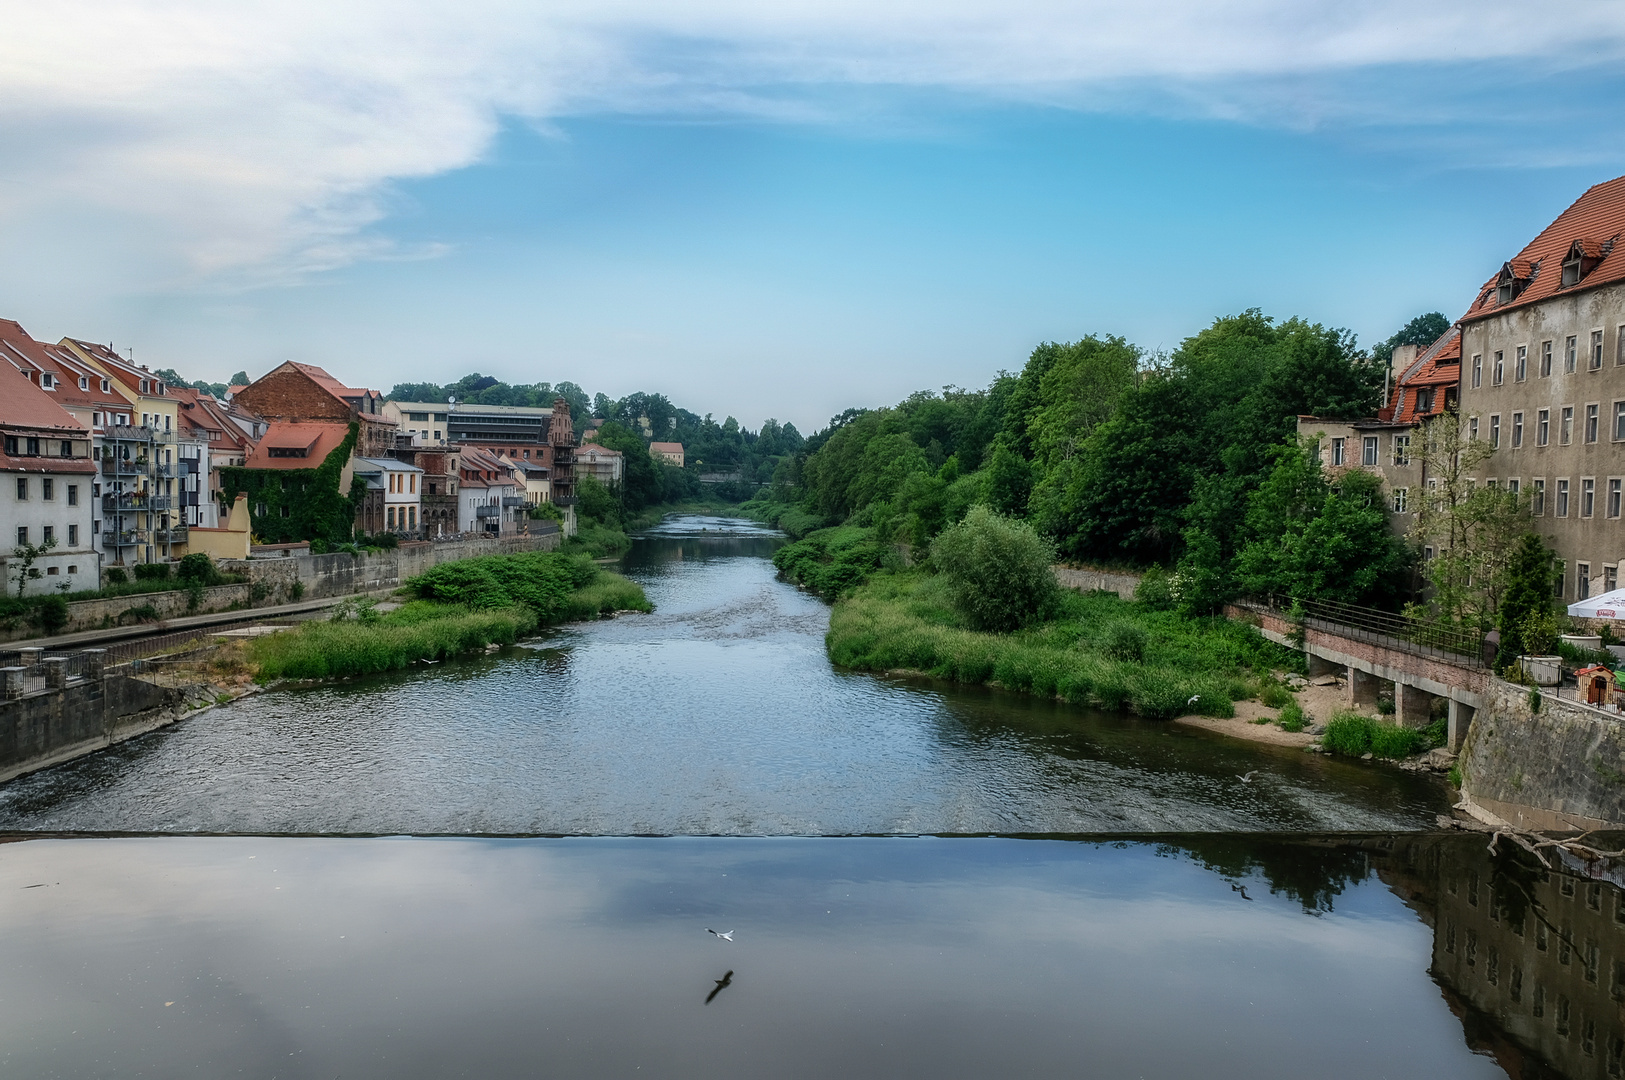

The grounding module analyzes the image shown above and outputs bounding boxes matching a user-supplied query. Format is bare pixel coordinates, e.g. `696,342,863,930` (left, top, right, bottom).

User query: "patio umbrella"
1568,588,1625,619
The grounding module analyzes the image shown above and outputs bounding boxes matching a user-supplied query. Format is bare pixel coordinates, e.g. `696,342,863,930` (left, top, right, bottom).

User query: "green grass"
1320,711,1447,759
824,571,1294,719
250,553,652,681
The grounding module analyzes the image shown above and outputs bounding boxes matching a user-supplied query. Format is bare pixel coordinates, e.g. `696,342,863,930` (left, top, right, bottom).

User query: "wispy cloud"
3,1,1623,285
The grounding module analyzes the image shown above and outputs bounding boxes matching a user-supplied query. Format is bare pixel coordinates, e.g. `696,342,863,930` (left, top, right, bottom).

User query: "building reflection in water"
1373,833,1625,1080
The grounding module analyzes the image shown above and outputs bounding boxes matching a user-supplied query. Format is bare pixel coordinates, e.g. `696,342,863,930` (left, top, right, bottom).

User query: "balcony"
101,530,141,547
155,526,188,544
474,505,501,519
552,496,578,507
102,492,150,511
552,449,573,465
501,496,526,508
101,458,150,477
153,463,173,477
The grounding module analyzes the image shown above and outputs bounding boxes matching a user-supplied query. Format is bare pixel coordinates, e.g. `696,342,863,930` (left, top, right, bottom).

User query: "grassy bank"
737,497,826,538
248,552,650,681
826,572,1295,719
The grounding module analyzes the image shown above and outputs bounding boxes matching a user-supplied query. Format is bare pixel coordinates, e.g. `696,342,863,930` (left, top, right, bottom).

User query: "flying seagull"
1187,695,1200,706
706,970,734,1005
1237,771,1258,783
1231,883,1253,901
706,928,734,941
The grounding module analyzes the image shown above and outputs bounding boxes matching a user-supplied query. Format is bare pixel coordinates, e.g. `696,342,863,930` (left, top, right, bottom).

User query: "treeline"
757,309,1453,613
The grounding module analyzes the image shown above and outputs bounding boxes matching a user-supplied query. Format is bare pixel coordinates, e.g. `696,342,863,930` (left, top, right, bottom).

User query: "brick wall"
233,369,351,423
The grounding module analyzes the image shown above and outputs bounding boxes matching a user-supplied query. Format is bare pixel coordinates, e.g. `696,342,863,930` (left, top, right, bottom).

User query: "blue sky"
3,3,1624,431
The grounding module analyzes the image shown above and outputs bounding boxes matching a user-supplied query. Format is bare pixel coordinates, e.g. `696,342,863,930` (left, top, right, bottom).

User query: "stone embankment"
0,530,561,644
1460,677,1625,831
1052,566,1142,601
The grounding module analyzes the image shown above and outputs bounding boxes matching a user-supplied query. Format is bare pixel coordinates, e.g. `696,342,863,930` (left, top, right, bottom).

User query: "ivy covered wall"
217,422,367,544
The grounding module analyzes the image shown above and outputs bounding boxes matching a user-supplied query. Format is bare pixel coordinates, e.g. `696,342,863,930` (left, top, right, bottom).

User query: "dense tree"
1496,534,1558,664
592,421,663,512
1370,312,1451,367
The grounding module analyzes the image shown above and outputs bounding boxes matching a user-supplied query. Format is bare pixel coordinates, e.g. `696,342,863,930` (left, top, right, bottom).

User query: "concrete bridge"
1229,603,1487,750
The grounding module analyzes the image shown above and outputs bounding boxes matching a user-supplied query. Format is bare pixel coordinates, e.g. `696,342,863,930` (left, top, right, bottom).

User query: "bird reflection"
706,970,734,1005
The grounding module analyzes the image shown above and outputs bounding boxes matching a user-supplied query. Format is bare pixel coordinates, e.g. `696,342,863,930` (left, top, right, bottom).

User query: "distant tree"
554,381,591,422
1496,534,1557,665
930,506,1058,632
9,536,56,597
229,370,249,386
1370,312,1451,366
593,421,663,512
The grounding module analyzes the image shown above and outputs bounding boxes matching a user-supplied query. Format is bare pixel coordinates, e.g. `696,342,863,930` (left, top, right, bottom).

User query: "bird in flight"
1231,883,1252,901
706,971,734,1004
1187,694,1200,706
706,928,734,941
1237,771,1258,783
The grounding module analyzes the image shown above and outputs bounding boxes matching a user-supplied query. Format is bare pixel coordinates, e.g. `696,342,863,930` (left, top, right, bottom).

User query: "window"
1469,417,1479,441
1472,354,1483,388
1580,563,1592,599
1534,479,1546,515
25,437,38,456
66,484,76,506
1613,479,1623,519
40,373,53,389
1493,350,1504,384
14,477,25,501
1584,478,1596,517
40,525,52,544
1516,344,1528,381
1392,488,1408,513
1490,415,1501,448
410,474,418,494
1331,437,1345,466
59,440,70,457
67,564,76,574
1542,340,1554,377
388,506,397,529
1568,335,1579,373
254,502,266,517
14,527,25,546
1392,434,1410,465
1509,478,1520,495
279,505,289,518
40,479,52,500
100,379,110,393
1587,404,1601,443
1555,562,1566,599
1362,436,1378,466
1539,408,1551,445
1512,412,1524,447
67,524,76,547
1562,406,1574,444
1594,330,1606,369
1559,479,1571,517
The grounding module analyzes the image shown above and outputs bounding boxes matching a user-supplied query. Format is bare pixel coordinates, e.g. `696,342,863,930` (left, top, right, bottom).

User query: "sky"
4,2,1625,432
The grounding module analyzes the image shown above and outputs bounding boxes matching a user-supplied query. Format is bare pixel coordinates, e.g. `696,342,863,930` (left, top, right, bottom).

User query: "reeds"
249,606,535,680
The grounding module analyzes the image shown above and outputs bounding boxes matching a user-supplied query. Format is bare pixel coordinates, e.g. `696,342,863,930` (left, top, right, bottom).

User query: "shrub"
105,567,127,584
289,580,305,601
133,563,170,581
1376,696,1396,716
1322,710,1425,758
177,553,215,582
928,505,1057,632
1258,683,1293,709
1134,566,1175,610
1277,698,1306,732
1100,621,1147,662
32,595,69,635
772,526,890,599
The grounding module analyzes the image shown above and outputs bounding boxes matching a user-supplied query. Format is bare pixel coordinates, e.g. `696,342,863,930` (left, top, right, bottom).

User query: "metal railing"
101,530,141,547
101,458,149,477
501,496,525,507
153,463,173,476
155,526,188,543
1276,596,1485,667
475,504,501,519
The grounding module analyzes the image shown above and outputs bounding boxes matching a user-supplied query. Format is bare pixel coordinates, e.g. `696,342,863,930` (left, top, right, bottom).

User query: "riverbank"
245,552,650,681
827,571,1296,719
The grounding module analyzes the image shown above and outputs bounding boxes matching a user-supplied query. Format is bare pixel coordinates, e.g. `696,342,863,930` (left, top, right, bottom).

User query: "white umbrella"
1568,588,1625,619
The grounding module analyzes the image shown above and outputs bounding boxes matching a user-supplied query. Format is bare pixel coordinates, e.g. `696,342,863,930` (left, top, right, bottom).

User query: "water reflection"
0,517,1451,834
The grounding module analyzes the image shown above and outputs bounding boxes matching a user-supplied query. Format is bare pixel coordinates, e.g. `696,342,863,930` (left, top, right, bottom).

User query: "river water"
0,517,1607,1078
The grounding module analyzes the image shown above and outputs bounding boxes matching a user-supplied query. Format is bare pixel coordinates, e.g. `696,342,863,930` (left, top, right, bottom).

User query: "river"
0,517,1606,1078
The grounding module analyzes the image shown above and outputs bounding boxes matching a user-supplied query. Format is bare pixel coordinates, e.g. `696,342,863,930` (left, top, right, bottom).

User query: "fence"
1248,596,1486,668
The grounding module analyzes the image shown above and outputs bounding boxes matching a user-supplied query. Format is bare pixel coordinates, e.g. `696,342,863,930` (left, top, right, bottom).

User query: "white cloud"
2,1,1623,285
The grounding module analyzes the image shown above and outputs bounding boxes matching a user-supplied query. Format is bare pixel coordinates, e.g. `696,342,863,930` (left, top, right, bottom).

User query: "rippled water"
0,515,1449,834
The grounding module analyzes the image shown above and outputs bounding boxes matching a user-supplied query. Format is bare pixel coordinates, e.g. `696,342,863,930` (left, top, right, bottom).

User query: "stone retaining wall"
0,583,254,644
0,665,182,783
1053,566,1142,601
1461,676,1625,830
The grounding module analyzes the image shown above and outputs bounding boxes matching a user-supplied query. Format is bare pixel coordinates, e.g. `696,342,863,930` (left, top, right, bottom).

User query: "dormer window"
1497,260,1535,305
100,379,110,393
40,373,53,389
78,376,88,390
1562,238,1611,288
139,379,148,394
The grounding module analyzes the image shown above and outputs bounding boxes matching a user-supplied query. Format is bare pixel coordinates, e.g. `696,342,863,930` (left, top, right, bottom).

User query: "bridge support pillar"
1347,668,1380,708
1395,682,1434,729
1448,699,1475,752
1307,653,1341,678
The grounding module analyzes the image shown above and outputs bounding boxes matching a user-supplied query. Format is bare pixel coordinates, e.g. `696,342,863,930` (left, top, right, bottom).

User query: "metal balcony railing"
474,505,501,519
501,496,526,507
1252,596,1485,668
155,526,188,543
102,492,149,511
101,530,140,547
153,463,173,477
552,495,578,507
101,458,150,477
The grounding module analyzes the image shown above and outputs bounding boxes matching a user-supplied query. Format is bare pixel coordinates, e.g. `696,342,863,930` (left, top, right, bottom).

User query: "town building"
576,443,623,486
456,445,526,536
353,456,424,537
1455,175,1625,601
382,401,451,446
650,441,684,467
232,361,395,458
495,453,551,507
0,372,98,594
388,442,460,538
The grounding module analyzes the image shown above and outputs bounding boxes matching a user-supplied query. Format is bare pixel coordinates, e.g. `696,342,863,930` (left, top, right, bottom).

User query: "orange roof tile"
1463,175,1625,323
241,421,348,470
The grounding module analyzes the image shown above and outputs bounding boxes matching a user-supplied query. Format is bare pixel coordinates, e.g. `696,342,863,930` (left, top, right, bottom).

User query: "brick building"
234,362,395,458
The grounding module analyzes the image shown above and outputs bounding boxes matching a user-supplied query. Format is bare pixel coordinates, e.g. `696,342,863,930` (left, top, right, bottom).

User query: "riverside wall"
1053,566,1142,601
1461,676,1625,830
0,665,184,784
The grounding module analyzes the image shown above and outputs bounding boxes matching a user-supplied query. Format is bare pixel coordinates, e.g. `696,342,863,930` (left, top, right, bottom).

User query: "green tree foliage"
1495,534,1557,663
592,421,664,512
772,526,892,599
929,506,1058,632
408,552,600,617
9,536,56,597
1231,438,1409,608
1369,312,1451,366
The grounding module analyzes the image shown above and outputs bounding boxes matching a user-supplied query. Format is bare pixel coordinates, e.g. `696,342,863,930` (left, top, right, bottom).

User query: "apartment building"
576,444,623,486
353,456,424,537
0,373,98,594
457,446,526,536
233,361,395,458
1457,176,1625,601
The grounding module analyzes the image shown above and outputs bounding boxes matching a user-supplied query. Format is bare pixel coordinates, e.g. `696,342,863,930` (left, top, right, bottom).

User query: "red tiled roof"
650,442,683,454
241,421,348,470
1388,327,1462,425
0,320,130,416
1463,175,1625,323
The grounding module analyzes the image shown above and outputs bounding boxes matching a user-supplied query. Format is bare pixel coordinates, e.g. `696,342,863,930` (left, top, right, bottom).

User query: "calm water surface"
0,515,1447,834
5,517,1578,1078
